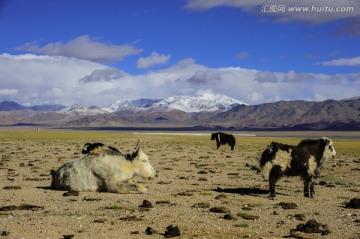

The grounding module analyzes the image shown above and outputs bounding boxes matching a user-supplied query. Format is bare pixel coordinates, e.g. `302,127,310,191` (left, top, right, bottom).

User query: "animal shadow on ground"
214,187,269,196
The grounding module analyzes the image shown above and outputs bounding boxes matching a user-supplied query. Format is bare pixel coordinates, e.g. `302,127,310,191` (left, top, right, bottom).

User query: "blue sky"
0,0,359,107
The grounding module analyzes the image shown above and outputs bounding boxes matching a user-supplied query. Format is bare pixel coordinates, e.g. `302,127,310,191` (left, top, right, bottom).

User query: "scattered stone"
156,200,170,204
294,213,306,221
63,234,75,239
237,212,260,220
18,204,44,211
157,181,172,184
223,213,238,221
0,205,17,211
119,215,142,221
214,194,227,200
277,202,298,209
82,197,102,201
193,202,210,208
0,204,44,211
325,184,336,188
318,181,327,185
3,186,21,190
176,192,193,196
63,190,79,197
290,219,330,236
139,200,153,208
209,207,231,213
197,170,208,174
164,225,180,238
93,219,107,223
145,227,156,235
345,198,360,209
198,177,208,181
1,231,10,236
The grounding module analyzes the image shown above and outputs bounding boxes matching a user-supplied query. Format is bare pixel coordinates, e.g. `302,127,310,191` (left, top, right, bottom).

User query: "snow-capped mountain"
59,104,108,115
106,94,248,113
105,99,162,112
153,94,248,113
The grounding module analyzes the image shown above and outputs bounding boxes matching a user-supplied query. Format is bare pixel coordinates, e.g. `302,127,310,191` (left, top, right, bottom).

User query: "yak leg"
113,180,147,194
269,165,283,199
216,142,221,149
303,175,315,198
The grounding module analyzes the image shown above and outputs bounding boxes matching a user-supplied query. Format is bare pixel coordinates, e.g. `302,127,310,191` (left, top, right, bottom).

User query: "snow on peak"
106,94,247,113
155,94,247,113
59,104,108,115
105,99,162,112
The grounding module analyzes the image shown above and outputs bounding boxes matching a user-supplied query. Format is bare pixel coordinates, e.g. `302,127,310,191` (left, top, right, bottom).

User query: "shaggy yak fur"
82,142,121,155
51,140,156,194
211,132,236,150
259,137,336,199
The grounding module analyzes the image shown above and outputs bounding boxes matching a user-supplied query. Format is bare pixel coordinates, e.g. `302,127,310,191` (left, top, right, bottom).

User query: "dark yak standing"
259,137,336,199
211,132,236,150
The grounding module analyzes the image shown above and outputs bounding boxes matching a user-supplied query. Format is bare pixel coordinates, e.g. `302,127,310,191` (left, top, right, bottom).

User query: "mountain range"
0,94,360,130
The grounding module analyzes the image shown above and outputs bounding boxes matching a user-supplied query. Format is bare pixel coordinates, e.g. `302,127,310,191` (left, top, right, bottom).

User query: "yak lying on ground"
260,137,336,199
51,140,156,194
211,132,236,150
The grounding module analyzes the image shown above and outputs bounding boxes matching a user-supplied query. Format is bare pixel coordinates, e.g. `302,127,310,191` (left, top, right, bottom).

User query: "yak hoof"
269,194,276,200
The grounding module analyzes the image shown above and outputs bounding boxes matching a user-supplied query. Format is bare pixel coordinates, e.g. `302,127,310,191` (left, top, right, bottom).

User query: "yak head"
321,137,336,159
127,140,156,180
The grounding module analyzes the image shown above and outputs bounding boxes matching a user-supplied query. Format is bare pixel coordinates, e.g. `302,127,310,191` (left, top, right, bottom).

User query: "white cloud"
137,52,171,68
0,89,18,96
185,0,360,35
1,53,360,107
16,35,143,63
322,56,360,66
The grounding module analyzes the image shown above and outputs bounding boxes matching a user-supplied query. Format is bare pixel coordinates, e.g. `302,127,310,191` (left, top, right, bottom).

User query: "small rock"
237,212,260,220
145,227,156,235
63,190,79,197
215,194,227,200
294,213,306,221
63,235,75,239
156,200,170,204
93,219,107,223
193,202,210,208
223,213,238,221
291,219,330,236
209,207,231,213
1,231,10,236
3,186,21,190
119,215,142,221
139,200,153,208
318,181,327,185
197,170,208,174
277,202,298,209
164,225,180,238
176,192,193,196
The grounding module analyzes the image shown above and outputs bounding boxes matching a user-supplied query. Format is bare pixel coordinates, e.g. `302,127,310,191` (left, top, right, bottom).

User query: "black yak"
211,132,236,150
260,137,336,199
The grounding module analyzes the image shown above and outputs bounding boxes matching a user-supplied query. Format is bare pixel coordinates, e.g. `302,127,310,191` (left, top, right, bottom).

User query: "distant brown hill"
1,98,360,130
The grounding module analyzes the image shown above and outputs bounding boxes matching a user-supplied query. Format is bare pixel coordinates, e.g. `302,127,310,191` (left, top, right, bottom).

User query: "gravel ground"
0,130,359,239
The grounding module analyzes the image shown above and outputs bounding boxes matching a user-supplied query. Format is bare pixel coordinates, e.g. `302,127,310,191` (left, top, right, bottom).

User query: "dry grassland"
0,130,359,239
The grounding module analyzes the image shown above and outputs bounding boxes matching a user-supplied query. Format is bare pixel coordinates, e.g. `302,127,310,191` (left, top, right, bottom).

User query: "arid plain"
0,129,359,239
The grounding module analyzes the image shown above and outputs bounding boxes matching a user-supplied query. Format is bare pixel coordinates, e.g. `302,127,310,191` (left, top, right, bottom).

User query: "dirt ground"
0,130,359,239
